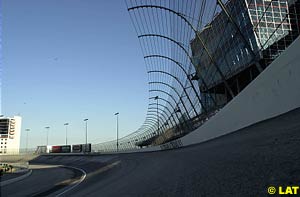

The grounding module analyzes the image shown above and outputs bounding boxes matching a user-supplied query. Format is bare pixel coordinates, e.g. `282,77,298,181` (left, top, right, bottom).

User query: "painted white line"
0,169,32,187
55,166,87,197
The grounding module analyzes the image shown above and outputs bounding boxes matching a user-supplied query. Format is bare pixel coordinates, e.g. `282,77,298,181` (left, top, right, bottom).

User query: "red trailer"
51,146,62,153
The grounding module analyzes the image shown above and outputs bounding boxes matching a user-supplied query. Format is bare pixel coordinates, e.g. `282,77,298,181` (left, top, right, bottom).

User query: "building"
190,0,300,112
0,116,22,154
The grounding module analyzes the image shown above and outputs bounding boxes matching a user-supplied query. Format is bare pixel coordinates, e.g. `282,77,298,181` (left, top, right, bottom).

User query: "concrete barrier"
172,36,300,148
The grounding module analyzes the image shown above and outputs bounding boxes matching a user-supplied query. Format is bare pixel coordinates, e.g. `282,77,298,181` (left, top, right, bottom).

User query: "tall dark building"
191,0,300,112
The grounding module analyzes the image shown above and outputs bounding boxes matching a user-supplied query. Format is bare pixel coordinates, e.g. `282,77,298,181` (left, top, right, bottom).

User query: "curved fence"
92,0,300,153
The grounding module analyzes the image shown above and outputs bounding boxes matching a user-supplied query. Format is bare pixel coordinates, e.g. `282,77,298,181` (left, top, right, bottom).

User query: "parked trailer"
36,144,89,154
61,145,71,153
48,145,71,153
82,143,92,153
72,144,82,153
51,146,61,153
72,143,91,153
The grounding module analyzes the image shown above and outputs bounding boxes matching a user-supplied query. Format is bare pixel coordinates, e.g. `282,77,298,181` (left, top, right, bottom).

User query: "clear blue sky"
1,0,148,149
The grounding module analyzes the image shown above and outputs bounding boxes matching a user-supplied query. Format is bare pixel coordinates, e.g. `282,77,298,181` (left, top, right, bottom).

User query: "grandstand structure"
92,0,300,152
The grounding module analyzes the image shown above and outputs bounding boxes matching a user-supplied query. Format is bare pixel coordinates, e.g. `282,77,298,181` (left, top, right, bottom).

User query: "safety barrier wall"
169,36,300,148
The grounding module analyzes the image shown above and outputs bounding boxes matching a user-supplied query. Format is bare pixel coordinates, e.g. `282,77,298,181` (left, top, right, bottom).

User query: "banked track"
3,107,299,196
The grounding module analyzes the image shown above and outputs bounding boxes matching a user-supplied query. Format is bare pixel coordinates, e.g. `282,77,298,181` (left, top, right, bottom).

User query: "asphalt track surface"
2,108,300,196
0,171,28,182
0,165,83,197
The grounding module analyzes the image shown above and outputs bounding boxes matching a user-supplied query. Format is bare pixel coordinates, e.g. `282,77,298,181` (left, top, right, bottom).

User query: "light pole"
25,129,30,153
154,96,159,135
84,119,88,151
45,126,50,146
64,123,69,145
114,112,119,152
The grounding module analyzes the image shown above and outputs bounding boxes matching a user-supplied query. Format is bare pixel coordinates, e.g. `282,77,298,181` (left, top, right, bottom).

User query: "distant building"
0,116,22,154
190,0,300,111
